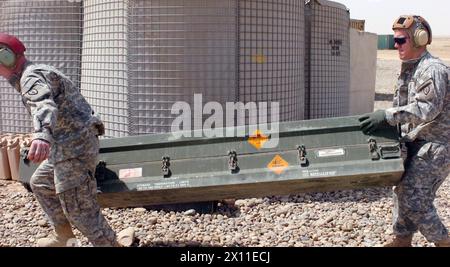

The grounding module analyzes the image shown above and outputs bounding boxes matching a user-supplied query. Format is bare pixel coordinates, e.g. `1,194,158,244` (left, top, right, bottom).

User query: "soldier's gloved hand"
358,110,388,135
28,139,51,164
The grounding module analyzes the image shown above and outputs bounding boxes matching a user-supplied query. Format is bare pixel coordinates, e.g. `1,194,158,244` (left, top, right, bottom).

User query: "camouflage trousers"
393,141,450,242
30,155,117,247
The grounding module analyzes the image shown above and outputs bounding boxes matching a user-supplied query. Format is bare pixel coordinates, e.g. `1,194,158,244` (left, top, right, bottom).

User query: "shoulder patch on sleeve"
415,78,435,101
21,76,40,93
417,78,433,93
22,83,52,102
20,70,53,102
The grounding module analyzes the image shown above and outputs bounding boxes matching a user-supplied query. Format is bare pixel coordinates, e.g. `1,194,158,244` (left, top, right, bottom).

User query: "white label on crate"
119,168,143,179
316,148,345,158
302,169,337,178
136,180,190,191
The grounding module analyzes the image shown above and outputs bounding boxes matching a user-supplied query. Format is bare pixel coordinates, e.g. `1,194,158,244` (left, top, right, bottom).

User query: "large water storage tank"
82,0,305,137
0,0,83,134
305,0,350,119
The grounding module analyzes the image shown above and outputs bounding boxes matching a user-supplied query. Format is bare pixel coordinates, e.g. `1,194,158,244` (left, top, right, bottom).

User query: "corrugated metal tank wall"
81,0,130,138
305,0,350,119
0,0,83,134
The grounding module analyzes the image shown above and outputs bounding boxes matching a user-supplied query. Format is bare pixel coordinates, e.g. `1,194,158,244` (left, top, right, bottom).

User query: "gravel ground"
1,178,449,247
1,42,450,247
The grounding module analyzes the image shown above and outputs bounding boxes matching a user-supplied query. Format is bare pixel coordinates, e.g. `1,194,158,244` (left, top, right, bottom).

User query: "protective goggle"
0,46,16,68
394,37,409,45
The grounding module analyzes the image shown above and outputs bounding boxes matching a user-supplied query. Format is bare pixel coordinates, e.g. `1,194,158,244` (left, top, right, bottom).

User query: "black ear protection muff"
392,15,432,48
0,46,17,68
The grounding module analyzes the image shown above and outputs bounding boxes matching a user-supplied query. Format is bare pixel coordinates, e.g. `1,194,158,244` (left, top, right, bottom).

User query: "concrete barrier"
349,29,378,115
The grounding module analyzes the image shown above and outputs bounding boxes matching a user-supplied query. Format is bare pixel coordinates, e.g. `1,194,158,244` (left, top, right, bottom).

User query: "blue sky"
336,0,450,36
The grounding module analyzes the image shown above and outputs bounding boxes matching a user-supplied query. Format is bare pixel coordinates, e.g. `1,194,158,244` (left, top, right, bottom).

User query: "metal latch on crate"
368,139,401,160
297,145,309,167
379,144,401,159
368,139,380,160
228,150,239,174
162,156,171,178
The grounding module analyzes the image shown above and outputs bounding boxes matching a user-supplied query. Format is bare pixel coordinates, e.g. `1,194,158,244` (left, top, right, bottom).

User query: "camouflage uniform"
385,51,450,242
20,63,117,246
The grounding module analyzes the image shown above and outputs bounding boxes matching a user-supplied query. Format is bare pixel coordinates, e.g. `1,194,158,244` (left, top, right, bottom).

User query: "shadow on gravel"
266,186,394,205
141,240,241,247
140,187,395,218
144,200,240,217
144,201,219,214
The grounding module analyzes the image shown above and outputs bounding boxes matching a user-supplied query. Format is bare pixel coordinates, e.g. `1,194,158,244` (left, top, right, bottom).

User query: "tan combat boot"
384,235,413,247
37,223,76,247
434,236,450,247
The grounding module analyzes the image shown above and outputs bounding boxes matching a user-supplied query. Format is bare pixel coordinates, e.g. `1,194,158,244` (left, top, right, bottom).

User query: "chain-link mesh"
128,0,238,135
0,0,83,134
305,0,350,119
81,0,130,138
1,0,351,137
82,0,305,136
238,0,305,124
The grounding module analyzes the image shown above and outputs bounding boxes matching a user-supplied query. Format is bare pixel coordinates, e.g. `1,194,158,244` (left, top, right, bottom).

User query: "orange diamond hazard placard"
248,129,269,150
267,155,289,175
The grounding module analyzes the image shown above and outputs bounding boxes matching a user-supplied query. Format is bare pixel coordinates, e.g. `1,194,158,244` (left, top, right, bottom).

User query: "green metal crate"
20,116,403,208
